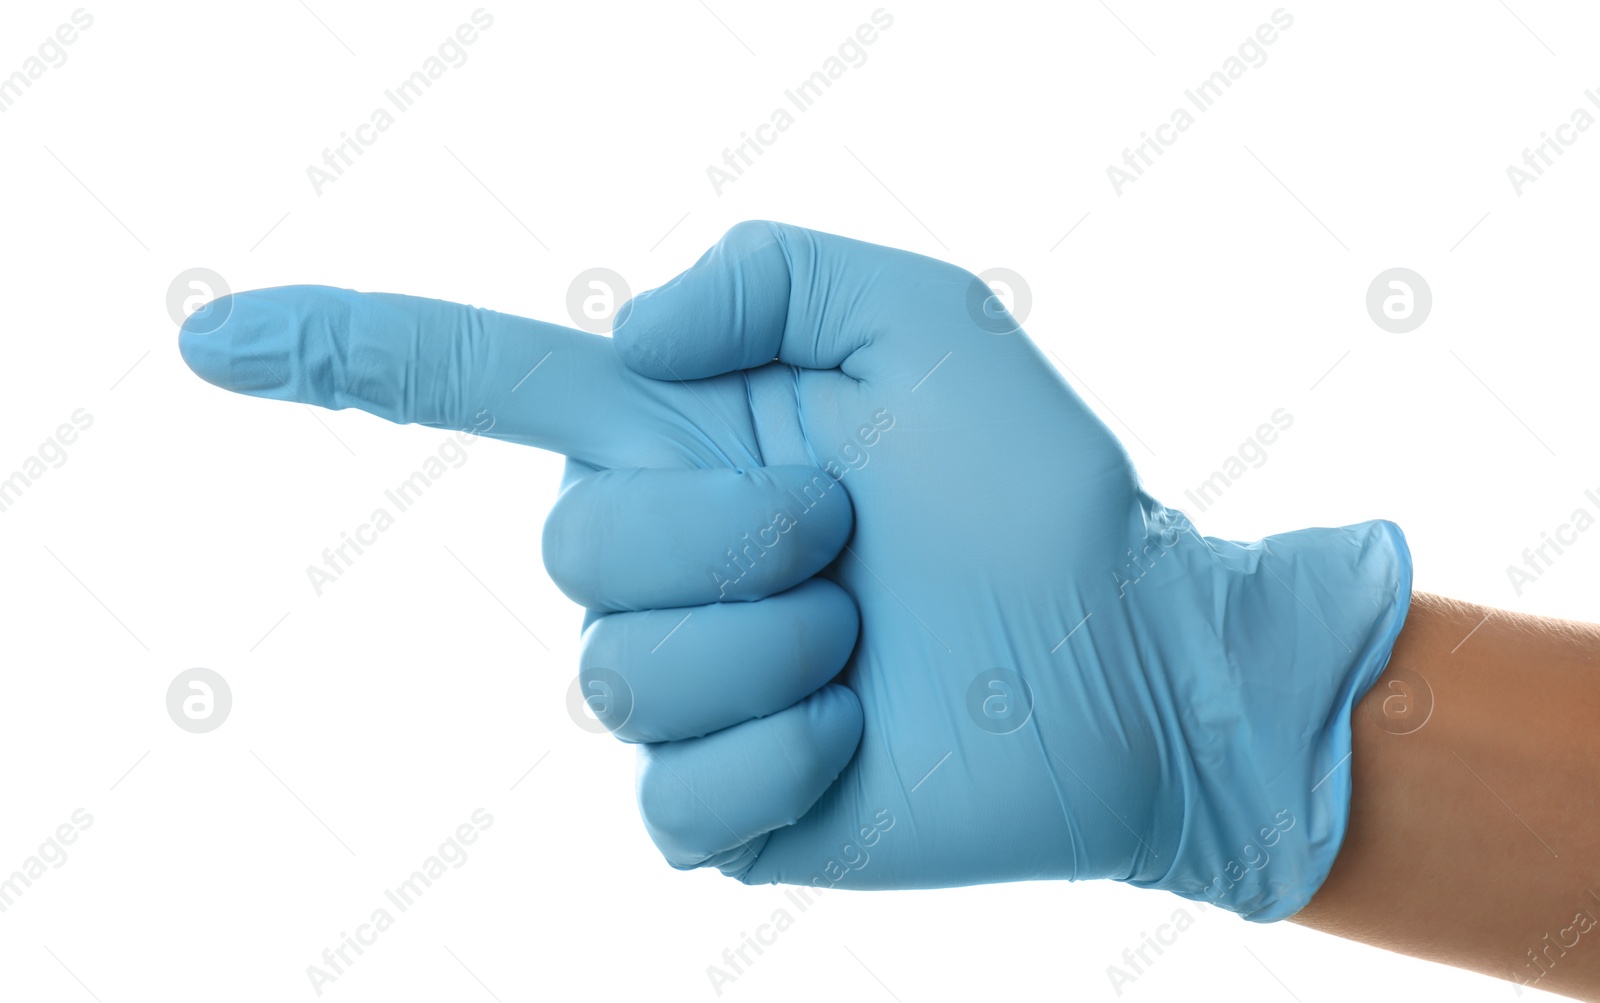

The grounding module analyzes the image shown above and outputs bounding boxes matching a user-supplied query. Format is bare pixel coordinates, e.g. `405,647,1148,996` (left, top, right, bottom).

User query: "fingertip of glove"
179,286,338,400
177,293,241,388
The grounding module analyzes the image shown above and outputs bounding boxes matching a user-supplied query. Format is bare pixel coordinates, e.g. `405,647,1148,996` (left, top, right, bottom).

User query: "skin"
1292,591,1600,1000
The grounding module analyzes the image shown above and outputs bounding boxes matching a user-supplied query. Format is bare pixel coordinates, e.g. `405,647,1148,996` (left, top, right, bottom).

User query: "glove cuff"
1127,516,1413,921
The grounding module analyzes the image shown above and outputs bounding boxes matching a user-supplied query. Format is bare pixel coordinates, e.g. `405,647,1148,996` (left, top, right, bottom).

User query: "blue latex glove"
180,221,1411,921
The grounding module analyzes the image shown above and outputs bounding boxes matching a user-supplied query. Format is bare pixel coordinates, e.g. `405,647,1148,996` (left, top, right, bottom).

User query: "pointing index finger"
178,285,712,468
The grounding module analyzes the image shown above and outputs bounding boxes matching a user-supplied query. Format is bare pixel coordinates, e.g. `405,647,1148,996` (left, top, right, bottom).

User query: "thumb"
615,221,972,382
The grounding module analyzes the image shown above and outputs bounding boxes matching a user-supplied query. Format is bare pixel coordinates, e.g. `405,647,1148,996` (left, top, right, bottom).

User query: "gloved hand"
180,221,1411,921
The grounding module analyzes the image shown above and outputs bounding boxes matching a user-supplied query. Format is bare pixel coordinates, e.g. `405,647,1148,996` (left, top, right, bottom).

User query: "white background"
1,1,1597,1000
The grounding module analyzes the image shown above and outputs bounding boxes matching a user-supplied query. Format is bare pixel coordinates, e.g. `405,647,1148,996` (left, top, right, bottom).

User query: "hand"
180,221,1411,921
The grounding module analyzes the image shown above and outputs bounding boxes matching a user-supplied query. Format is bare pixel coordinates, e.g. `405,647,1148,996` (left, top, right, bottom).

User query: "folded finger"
542,465,852,611
636,684,862,871
580,578,858,743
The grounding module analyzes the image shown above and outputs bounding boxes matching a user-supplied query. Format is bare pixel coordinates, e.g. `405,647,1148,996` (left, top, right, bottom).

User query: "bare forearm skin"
1291,592,1600,1000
